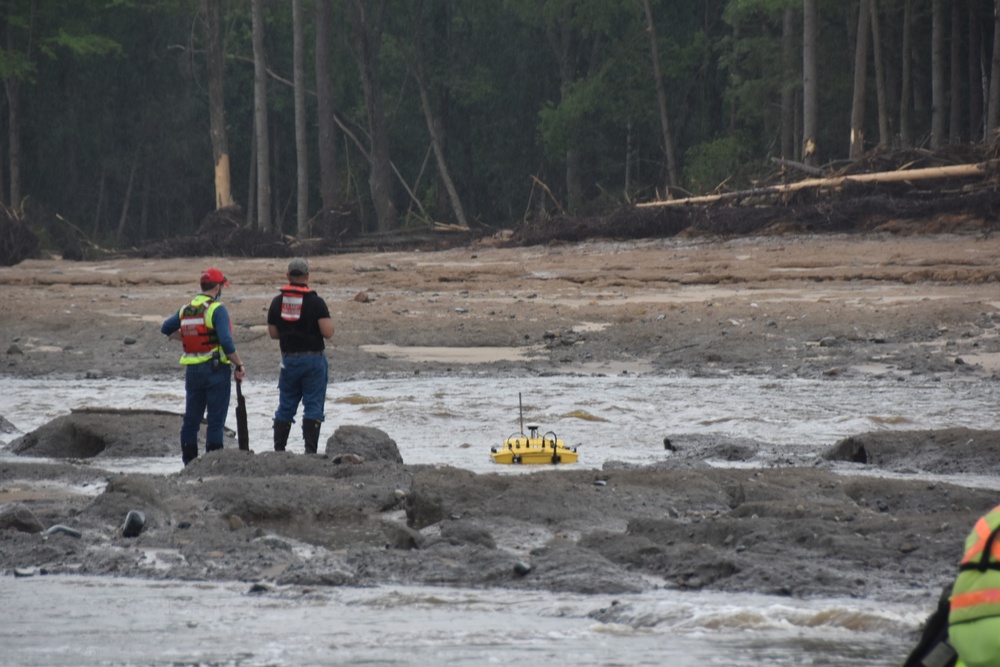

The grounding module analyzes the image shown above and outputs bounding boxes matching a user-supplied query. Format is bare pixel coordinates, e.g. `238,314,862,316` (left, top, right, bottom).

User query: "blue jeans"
274,354,328,423
181,361,232,447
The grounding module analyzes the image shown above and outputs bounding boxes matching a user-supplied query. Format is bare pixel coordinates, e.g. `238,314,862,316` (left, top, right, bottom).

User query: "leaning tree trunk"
115,149,140,248
251,0,271,233
414,66,468,229
641,0,679,193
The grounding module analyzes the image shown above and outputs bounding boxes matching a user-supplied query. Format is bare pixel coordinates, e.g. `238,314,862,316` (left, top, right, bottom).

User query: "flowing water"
3,373,997,666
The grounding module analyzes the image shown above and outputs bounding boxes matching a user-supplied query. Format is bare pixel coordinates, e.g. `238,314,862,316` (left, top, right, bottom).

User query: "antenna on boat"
518,392,524,435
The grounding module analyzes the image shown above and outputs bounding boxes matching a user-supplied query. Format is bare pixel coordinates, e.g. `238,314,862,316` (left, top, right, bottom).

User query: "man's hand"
234,365,247,381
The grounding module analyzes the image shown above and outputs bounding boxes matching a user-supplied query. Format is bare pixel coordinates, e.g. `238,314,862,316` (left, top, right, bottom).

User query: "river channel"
2,372,996,665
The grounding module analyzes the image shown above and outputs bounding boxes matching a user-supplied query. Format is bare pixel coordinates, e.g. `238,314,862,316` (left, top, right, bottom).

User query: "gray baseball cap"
288,257,309,276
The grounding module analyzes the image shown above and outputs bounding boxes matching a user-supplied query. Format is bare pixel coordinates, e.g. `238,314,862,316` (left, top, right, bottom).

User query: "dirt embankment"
2,233,1000,384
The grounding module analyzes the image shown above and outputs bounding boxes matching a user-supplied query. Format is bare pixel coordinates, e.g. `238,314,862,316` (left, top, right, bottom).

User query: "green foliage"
683,135,751,194
0,0,985,241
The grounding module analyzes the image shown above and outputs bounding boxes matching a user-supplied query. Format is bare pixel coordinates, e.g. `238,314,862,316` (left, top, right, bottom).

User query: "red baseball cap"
200,268,230,286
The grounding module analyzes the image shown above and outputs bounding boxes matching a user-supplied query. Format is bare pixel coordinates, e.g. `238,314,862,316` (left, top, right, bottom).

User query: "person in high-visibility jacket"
949,503,1000,667
161,268,246,465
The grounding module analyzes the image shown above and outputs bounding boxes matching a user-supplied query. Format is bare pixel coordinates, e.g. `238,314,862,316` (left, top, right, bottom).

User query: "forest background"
0,0,998,253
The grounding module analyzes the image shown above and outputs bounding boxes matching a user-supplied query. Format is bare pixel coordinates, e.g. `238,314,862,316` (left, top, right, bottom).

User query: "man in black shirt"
267,258,334,453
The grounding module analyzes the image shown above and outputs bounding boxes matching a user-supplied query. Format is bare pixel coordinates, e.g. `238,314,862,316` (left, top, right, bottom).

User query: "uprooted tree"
0,204,38,266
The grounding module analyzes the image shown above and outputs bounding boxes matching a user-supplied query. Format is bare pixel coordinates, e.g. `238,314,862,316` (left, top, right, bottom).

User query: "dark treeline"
1,0,998,248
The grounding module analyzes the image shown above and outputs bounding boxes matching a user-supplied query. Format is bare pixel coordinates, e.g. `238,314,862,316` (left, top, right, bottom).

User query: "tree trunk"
315,0,339,233
246,126,256,227
348,0,398,233
201,0,233,210
637,161,997,209
252,0,272,233
411,15,468,229
930,0,946,148
115,149,139,248
869,0,889,148
802,0,819,166
544,13,584,212
139,163,150,241
987,0,1000,139
850,0,872,159
900,0,913,147
781,7,796,161
641,0,679,193
949,0,963,144
93,164,106,240
5,76,20,209
292,0,309,237
416,78,467,228
968,1,984,142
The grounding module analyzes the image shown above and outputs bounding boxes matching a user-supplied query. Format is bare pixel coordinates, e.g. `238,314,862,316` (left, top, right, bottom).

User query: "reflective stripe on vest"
961,513,1000,567
279,284,312,322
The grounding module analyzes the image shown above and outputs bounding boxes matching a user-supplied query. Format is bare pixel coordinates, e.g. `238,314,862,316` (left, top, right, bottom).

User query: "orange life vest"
279,284,313,322
178,295,224,365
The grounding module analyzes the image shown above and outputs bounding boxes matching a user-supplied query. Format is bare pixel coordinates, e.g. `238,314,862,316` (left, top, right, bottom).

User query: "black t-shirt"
267,288,331,354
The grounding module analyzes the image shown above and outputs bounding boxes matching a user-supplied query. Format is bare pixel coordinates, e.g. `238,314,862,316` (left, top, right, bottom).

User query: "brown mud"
2,228,1000,623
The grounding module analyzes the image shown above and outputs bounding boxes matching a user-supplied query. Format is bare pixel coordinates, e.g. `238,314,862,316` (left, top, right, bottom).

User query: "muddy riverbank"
2,233,999,611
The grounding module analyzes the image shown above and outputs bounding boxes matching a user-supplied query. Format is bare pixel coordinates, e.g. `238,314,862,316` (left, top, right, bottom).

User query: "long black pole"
518,392,523,435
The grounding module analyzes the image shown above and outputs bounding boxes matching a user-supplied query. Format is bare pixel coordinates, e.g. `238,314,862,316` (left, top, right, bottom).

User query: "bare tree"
802,0,819,166
949,0,963,144
968,0,985,142
292,0,309,237
411,1,467,228
987,0,1000,139
347,0,398,232
115,149,140,247
930,0,946,148
850,0,872,159
641,0,679,193
869,0,889,148
781,7,796,161
900,0,913,147
315,0,340,231
252,0,271,233
201,0,234,210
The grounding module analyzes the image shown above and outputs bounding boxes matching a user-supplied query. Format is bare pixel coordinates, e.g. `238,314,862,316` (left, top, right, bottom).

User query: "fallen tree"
638,160,999,209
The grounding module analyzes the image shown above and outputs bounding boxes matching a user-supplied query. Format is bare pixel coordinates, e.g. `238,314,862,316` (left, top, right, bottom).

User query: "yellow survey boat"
490,424,579,464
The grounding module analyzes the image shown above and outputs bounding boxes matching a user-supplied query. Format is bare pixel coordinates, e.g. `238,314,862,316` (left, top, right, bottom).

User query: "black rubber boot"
205,442,223,453
273,421,292,452
302,419,322,454
181,443,198,466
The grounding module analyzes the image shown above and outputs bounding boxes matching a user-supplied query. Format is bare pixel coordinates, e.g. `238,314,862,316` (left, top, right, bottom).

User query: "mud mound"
6,408,217,458
135,206,291,259
822,428,1000,475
